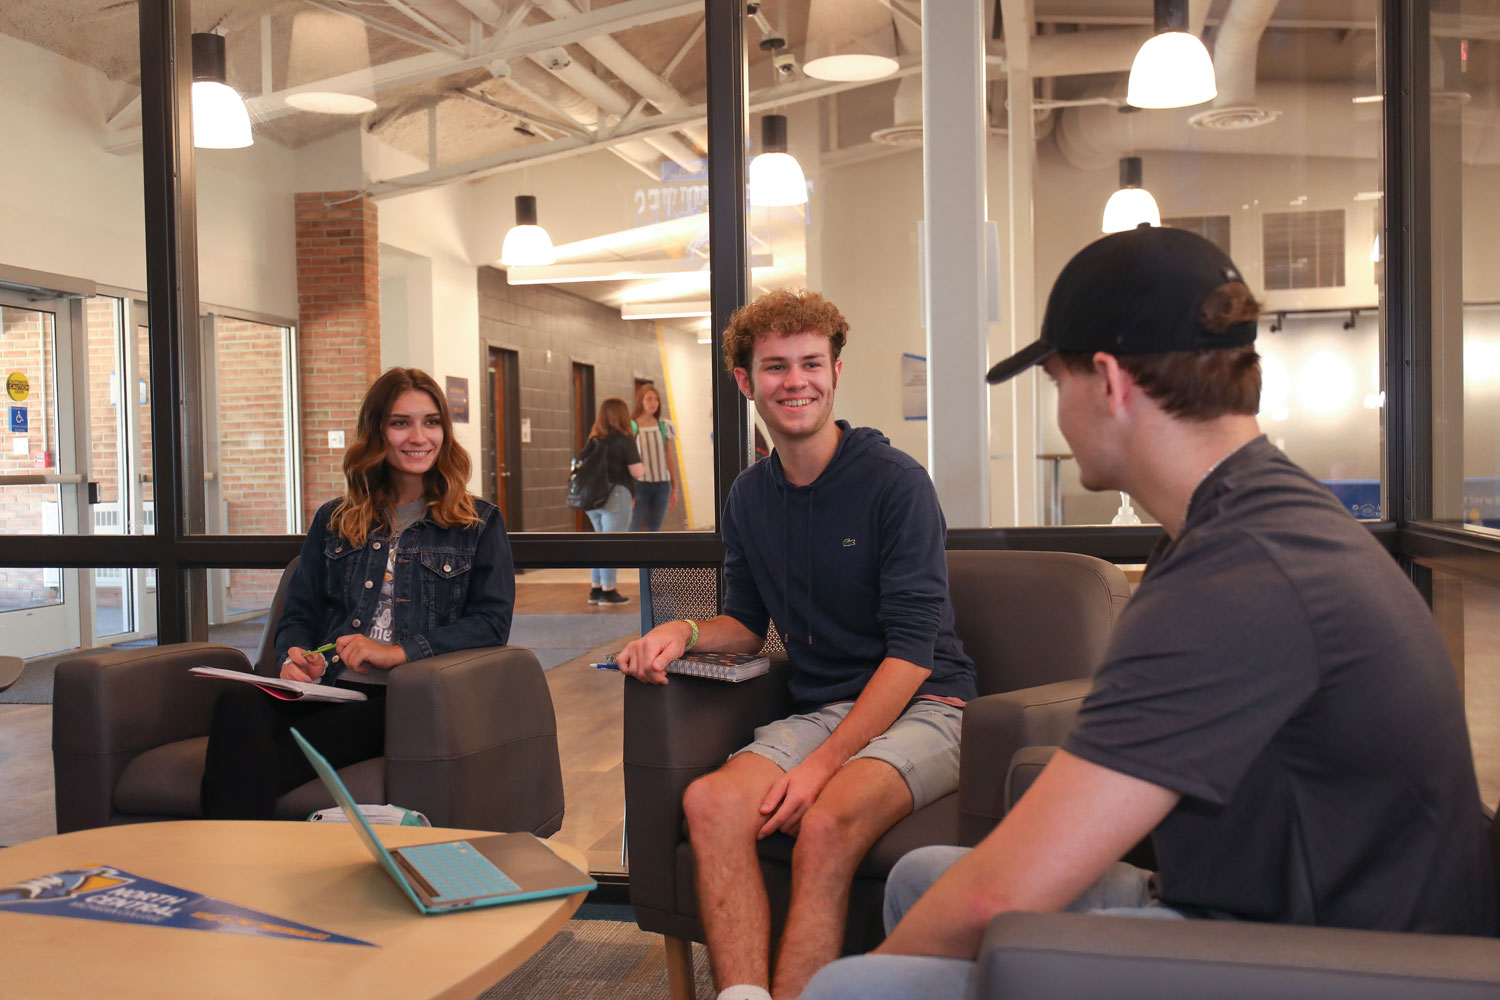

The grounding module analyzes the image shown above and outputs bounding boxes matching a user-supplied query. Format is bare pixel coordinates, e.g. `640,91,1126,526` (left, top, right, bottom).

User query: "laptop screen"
289,727,424,908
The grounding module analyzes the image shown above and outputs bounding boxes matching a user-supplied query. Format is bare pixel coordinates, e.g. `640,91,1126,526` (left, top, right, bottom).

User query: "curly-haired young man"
615,289,976,1000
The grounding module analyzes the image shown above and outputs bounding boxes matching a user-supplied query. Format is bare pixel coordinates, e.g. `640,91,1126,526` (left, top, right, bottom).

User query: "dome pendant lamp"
1101,156,1161,233
748,114,808,207
1126,0,1217,109
500,195,556,266
191,32,253,148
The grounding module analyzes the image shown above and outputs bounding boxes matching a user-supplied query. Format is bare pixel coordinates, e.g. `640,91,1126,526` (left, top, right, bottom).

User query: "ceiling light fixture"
748,115,807,207
500,195,556,267
191,32,253,149
802,0,900,82
1101,156,1161,233
1126,0,1217,109
621,301,713,320
284,10,378,115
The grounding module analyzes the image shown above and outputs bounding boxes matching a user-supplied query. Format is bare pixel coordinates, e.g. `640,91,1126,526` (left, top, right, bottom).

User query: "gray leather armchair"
977,749,1500,996
623,550,1131,996
52,559,565,836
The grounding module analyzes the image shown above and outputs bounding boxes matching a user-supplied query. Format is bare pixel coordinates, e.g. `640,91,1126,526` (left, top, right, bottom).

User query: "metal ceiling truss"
368,52,925,197
104,0,700,152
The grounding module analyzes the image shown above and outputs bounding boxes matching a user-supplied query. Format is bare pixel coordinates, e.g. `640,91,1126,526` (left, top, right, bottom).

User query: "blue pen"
593,655,620,671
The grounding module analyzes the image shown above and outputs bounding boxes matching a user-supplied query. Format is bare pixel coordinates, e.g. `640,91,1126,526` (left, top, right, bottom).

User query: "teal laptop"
290,728,595,914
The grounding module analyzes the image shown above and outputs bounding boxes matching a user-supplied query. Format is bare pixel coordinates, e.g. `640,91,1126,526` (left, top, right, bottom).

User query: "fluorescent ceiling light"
191,33,252,149
1126,0,1216,110
507,253,773,285
622,301,713,320
500,196,555,267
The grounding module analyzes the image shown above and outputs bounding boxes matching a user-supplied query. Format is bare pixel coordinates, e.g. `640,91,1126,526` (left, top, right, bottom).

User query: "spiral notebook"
601,651,771,683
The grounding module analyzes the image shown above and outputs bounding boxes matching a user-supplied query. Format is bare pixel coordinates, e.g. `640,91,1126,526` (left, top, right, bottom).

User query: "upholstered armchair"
52,558,564,836
623,550,1131,998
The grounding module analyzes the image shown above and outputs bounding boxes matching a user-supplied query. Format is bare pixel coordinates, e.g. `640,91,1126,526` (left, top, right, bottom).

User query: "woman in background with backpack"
582,397,643,605
628,383,679,532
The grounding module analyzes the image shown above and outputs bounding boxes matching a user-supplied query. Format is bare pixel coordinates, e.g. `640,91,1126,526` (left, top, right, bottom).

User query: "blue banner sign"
0,865,374,946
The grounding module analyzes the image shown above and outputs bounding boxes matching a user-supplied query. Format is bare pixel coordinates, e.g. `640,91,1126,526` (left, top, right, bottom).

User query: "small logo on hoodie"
842,538,856,548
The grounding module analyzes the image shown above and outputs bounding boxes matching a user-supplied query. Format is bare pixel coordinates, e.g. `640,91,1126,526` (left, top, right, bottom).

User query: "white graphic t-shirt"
356,499,426,686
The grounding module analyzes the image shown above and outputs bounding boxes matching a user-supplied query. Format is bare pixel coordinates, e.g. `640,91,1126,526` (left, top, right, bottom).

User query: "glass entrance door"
0,292,83,657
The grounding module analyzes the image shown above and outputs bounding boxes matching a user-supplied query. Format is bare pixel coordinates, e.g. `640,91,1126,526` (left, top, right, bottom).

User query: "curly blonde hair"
721,289,850,373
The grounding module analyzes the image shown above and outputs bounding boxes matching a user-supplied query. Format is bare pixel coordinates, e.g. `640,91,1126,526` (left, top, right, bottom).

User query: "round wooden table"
0,821,589,999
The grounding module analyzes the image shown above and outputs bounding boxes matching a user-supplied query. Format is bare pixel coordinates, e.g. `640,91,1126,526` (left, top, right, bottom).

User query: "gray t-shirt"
1064,437,1495,935
352,499,427,687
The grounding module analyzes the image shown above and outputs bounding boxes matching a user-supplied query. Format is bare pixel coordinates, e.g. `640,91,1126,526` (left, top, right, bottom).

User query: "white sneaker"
716,987,772,1000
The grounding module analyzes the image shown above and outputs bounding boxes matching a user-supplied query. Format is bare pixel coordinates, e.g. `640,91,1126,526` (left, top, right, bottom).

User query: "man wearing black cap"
800,227,1495,1000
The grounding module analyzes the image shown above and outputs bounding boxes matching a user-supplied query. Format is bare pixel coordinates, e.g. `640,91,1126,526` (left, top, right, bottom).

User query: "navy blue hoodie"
721,421,977,711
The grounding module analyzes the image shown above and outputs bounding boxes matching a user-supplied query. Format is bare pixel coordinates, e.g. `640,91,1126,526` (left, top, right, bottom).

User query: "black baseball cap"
985,226,1257,384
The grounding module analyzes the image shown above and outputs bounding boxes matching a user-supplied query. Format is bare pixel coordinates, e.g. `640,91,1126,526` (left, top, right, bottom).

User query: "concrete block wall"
476,267,684,533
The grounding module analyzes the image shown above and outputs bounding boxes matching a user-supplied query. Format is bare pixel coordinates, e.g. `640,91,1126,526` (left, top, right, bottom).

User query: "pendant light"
802,0,899,82
500,195,556,266
1101,157,1161,233
1126,0,1217,109
748,115,808,207
191,32,253,148
284,10,377,115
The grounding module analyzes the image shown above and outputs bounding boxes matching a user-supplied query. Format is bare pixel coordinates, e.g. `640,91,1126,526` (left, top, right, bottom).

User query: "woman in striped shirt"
628,383,679,531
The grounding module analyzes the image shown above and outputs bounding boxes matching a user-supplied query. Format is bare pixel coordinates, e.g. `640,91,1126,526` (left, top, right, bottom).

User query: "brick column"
296,191,381,528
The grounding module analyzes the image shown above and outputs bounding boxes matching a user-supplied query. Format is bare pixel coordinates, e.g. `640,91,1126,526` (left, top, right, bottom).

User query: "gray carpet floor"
0,614,639,705
475,916,714,1000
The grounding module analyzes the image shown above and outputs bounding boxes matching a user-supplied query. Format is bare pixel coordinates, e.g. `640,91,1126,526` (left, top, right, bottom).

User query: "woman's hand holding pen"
336,634,408,673
281,646,328,682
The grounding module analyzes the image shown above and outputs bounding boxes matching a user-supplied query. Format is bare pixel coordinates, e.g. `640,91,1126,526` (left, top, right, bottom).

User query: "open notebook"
290,728,594,913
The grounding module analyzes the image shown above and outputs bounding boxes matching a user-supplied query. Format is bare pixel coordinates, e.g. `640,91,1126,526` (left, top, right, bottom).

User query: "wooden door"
487,347,521,529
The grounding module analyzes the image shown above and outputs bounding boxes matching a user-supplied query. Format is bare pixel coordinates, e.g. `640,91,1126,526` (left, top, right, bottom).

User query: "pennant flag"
0,864,374,946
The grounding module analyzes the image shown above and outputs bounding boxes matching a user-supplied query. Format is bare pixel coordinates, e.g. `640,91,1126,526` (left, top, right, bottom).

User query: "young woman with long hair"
583,397,643,605
628,383,679,532
200,367,515,819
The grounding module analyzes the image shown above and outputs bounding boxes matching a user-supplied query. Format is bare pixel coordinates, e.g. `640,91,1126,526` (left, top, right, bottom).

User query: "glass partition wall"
4,0,1499,868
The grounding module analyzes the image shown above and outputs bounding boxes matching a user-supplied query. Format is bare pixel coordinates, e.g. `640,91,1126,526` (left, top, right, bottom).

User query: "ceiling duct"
871,75,923,146
1188,0,1281,131
869,16,923,146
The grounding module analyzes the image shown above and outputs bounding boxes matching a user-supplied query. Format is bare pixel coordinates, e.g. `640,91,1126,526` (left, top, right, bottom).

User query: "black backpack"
565,438,613,511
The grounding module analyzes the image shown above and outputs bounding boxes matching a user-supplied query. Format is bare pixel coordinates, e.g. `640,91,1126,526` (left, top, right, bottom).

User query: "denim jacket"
275,496,515,669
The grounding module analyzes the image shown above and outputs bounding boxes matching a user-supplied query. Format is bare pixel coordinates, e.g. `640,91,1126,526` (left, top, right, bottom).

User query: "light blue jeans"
800,846,1182,1000
586,484,632,588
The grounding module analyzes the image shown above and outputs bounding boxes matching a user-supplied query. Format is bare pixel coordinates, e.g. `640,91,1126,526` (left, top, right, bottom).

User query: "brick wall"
295,191,381,530
214,316,293,608
476,267,685,532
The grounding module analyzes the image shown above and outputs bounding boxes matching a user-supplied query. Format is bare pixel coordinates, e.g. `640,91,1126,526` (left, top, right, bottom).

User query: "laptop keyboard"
401,841,520,902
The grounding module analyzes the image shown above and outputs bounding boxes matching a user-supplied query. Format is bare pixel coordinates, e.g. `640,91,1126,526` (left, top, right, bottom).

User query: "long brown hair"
589,397,632,441
631,383,665,423
329,367,478,546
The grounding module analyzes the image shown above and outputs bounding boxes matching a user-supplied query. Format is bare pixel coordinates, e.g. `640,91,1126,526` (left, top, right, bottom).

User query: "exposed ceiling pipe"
530,0,707,151
1000,0,1209,78
1056,81,1384,168
1190,0,1281,130
527,47,702,169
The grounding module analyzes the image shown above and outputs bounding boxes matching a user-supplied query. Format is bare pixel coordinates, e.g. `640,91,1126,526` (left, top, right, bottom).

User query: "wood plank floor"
0,570,640,868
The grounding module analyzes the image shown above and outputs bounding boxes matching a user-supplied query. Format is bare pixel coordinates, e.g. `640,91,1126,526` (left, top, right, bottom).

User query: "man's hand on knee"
757,756,840,839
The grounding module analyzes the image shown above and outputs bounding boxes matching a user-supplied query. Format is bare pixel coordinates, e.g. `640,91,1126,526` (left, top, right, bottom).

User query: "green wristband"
678,619,699,650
